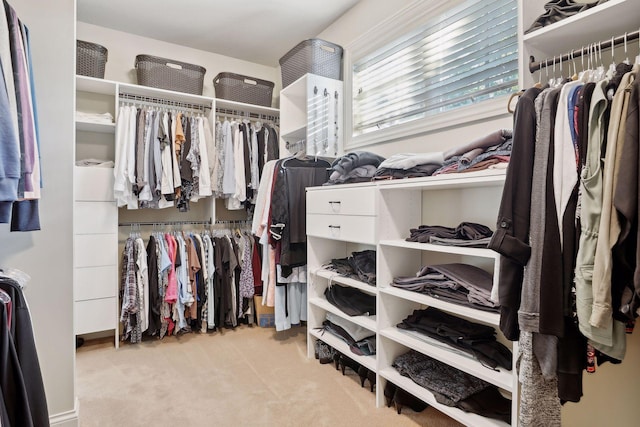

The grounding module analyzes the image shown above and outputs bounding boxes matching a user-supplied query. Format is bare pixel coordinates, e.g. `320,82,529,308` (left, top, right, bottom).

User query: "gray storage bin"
76,40,108,79
135,54,206,95
214,72,274,107
279,38,343,88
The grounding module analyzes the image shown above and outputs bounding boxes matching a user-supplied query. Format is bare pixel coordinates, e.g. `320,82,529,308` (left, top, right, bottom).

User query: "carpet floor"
76,325,463,427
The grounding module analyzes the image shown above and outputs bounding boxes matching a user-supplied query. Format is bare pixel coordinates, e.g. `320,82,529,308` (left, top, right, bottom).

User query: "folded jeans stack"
397,307,512,370
324,284,376,316
406,222,493,248
323,250,376,286
392,263,498,311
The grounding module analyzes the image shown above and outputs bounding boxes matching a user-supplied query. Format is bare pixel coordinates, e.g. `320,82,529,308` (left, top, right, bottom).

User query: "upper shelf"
379,286,500,327
376,169,506,191
215,98,280,117
76,121,115,134
379,239,499,260
523,0,640,56
314,268,377,295
76,75,116,95
76,75,280,116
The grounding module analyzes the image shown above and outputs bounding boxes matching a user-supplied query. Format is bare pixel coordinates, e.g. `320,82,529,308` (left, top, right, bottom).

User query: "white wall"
77,22,281,105
316,0,513,158
0,0,77,424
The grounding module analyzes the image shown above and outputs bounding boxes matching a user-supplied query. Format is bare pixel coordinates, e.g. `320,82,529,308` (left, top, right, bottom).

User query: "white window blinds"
352,0,518,137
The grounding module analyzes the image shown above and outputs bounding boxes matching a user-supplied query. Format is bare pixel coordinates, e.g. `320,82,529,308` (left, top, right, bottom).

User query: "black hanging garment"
0,276,50,427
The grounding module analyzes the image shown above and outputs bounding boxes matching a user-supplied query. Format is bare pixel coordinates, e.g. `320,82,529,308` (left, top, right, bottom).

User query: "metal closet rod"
118,220,212,227
529,29,640,74
215,107,279,122
119,92,210,112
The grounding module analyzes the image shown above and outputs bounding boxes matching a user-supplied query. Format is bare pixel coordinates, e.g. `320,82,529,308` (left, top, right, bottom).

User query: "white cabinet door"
75,297,117,335
74,265,118,301
74,234,118,268
75,201,117,234
307,186,376,216
74,166,115,201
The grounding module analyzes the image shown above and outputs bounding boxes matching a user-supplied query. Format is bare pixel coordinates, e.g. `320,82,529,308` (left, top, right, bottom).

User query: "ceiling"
77,0,360,67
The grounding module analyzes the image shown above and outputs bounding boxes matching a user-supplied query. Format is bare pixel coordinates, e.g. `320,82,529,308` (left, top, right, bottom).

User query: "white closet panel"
75,266,118,301
74,234,118,267
74,202,118,234
75,297,117,335
74,166,115,201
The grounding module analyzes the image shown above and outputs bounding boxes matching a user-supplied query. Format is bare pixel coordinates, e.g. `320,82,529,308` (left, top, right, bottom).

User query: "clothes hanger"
571,50,579,81
606,37,617,79
636,27,640,65
623,32,631,65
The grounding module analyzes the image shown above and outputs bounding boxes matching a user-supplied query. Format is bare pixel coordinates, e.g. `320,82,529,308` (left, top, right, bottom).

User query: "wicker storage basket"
135,54,206,95
213,72,274,107
279,39,343,88
76,40,108,78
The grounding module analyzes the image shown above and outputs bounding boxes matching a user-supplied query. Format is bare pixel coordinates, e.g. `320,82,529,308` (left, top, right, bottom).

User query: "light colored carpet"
76,326,463,427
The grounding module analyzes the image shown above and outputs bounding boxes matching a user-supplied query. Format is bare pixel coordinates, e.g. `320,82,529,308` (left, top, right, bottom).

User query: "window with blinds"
352,0,518,137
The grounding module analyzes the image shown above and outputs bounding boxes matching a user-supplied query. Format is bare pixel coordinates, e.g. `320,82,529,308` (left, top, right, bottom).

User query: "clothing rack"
118,220,212,227
285,139,306,153
529,29,640,74
119,92,209,113
215,107,279,123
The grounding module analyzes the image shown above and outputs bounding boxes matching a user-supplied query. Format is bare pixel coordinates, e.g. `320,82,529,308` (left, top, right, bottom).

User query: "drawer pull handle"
328,201,341,204
328,225,341,229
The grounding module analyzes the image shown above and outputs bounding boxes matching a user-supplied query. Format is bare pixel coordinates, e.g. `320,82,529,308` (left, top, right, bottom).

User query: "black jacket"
0,277,50,427
488,87,542,340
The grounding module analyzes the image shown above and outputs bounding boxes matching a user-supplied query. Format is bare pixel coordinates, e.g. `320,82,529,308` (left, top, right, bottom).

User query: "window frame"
344,0,520,150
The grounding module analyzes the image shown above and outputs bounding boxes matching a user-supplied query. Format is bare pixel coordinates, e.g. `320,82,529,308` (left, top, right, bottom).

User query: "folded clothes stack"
319,312,376,356
372,129,513,180
406,222,493,248
325,151,386,185
433,129,513,175
373,152,445,180
393,350,511,423
322,249,377,285
75,111,114,124
392,263,498,311
397,307,512,370
325,284,376,316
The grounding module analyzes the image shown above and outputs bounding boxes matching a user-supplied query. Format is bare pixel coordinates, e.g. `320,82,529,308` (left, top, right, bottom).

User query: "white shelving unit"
306,171,517,426
306,183,378,376
520,0,640,87
74,75,280,345
279,73,343,157
74,75,119,346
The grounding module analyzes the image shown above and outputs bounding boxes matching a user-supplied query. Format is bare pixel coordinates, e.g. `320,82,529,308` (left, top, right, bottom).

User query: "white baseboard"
49,398,79,427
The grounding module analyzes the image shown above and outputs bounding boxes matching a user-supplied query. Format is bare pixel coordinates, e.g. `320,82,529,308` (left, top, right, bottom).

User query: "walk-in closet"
2,1,640,426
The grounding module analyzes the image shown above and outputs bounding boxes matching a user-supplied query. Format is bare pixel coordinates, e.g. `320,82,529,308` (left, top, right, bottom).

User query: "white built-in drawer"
306,214,376,244
75,166,115,201
307,186,376,216
74,234,118,268
75,201,117,234
75,297,117,335
74,265,117,301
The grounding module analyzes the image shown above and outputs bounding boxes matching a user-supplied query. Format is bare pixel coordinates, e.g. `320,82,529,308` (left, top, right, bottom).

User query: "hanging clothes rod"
285,139,306,152
215,107,279,122
119,92,210,112
529,29,640,74
118,220,212,227
213,219,251,225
